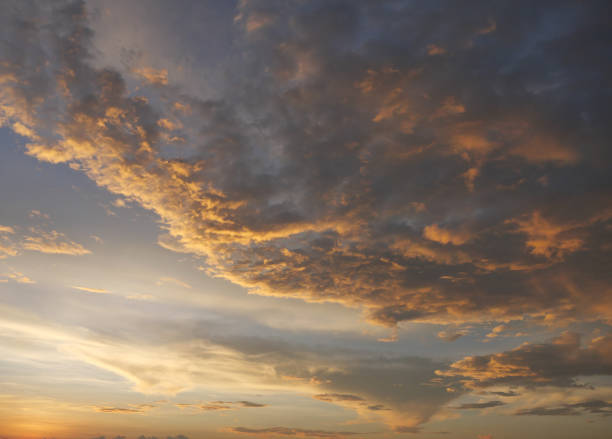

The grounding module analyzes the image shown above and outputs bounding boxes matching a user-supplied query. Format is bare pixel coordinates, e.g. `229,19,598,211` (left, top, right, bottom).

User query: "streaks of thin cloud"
156,277,192,289
72,285,111,294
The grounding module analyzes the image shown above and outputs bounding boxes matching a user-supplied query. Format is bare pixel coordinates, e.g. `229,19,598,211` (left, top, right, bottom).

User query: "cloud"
176,403,232,411
0,219,90,258
485,325,506,339
22,228,91,255
176,400,267,411
423,224,472,246
452,400,505,409
228,427,357,438
237,400,267,408
0,226,15,234
313,393,364,402
72,286,111,294
156,277,192,289
93,403,156,414
507,212,585,261
437,331,465,342
0,271,35,284
0,302,457,432
0,0,611,329
515,400,612,416
489,391,519,397
438,332,612,389
133,67,168,85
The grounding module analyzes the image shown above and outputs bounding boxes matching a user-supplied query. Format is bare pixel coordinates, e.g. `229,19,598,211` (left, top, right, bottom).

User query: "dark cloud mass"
515,400,612,416
0,0,611,327
439,333,612,389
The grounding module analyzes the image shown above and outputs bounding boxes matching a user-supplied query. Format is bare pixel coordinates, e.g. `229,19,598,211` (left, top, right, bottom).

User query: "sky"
0,1,611,438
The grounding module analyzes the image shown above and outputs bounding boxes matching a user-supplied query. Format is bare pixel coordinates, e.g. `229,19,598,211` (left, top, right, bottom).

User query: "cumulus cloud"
0,0,611,330
438,332,612,389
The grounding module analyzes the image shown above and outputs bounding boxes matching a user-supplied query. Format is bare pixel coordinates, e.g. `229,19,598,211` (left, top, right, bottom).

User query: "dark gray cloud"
176,400,267,411
1,0,611,329
515,400,612,416
453,400,505,409
439,333,612,389
489,391,520,397
313,393,365,402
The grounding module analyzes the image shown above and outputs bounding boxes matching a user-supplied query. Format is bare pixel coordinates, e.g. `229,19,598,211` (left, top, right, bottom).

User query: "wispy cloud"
72,286,111,294
156,277,192,289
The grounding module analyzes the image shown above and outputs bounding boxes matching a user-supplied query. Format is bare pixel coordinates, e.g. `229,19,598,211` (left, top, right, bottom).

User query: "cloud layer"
1,0,611,329
439,332,612,389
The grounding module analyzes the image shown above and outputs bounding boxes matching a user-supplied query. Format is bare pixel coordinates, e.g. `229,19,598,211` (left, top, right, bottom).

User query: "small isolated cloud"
72,286,111,294
90,235,104,244
237,400,267,408
423,224,472,246
94,407,143,414
427,44,446,56
29,210,50,219
1,271,35,284
489,391,519,397
485,325,506,339
93,403,157,414
367,404,391,411
438,331,465,342
313,393,365,403
452,401,505,410
229,427,357,438
176,400,266,411
156,277,192,289
177,403,231,411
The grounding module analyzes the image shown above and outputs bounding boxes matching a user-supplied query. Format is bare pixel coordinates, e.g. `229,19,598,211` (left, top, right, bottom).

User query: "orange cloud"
133,67,168,85
72,286,111,294
438,332,612,389
22,228,91,256
423,224,472,246
508,211,584,260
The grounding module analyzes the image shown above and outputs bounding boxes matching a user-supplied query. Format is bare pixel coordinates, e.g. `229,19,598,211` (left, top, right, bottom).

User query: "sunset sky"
0,1,611,438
